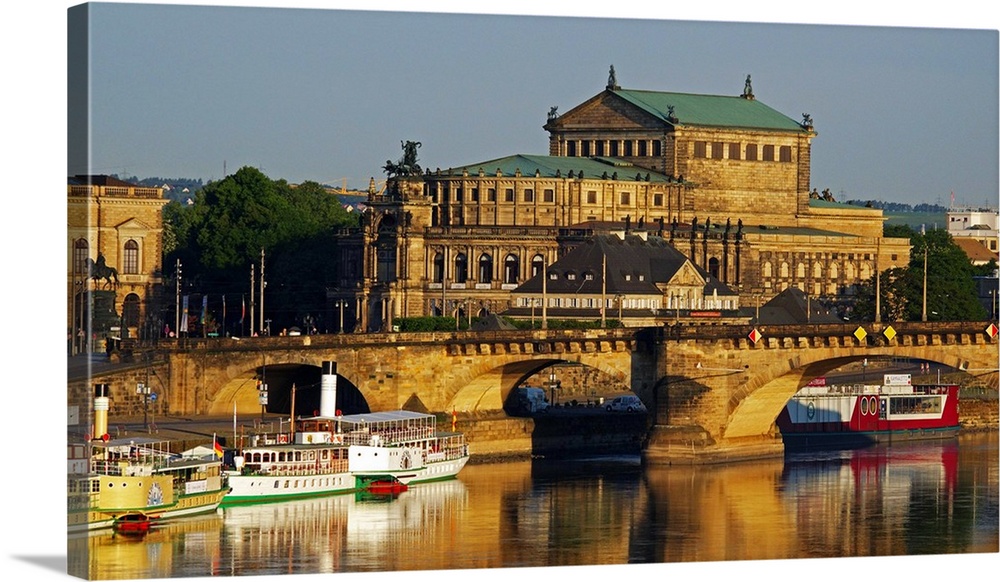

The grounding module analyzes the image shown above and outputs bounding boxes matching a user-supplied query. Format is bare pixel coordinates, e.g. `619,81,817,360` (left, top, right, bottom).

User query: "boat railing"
242,457,349,477
342,426,436,446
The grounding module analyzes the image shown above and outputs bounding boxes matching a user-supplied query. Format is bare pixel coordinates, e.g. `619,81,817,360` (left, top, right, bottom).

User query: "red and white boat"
776,374,960,450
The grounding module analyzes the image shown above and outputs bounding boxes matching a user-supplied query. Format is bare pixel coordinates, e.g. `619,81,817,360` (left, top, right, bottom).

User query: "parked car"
605,395,646,413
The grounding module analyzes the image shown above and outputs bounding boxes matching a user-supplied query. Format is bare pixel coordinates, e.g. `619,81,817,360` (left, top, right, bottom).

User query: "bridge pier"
642,424,784,465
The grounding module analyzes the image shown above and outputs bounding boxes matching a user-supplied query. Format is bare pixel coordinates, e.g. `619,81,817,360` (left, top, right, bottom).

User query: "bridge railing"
125,321,995,355
662,320,997,342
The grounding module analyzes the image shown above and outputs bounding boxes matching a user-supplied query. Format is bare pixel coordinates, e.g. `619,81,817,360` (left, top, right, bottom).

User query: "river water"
71,433,998,580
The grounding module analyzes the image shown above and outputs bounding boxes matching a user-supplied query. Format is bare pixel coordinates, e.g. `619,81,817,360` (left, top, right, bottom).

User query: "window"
610,141,620,156
620,192,630,205
478,253,493,283
532,255,545,278
123,240,139,274
581,141,591,156
595,141,605,156
504,254,519,284
488,188,496,202
505,189,514,202
433,253,444,283
471,188,479,202
584,272,594,281
708,257,720,279
587,191,597,204
745,144,758,161
566,271,576,280
763,144,775,161
523,189,534,203
624,141,633,156
73,238,88,275
638,140,648,156
779,145,792,162
653,193,663,206
455,188,463,202
694,141,707,158
653,140,662,157
455,253,468,283
543,189,554,203
729,143,741,160
711,142,724,160
567,141,577,156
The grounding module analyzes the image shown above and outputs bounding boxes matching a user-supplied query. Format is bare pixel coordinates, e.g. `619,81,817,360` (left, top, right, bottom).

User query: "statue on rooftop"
741,74,754,100
607,65,620,90
383,140,423,178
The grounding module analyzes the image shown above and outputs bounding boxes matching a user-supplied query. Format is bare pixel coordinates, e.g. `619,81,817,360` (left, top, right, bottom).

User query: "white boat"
68,436,229,533
221,361,469,505
68,384,229,533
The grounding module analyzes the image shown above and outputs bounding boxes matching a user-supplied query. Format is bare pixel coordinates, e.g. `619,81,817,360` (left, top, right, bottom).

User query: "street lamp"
334,299,345,333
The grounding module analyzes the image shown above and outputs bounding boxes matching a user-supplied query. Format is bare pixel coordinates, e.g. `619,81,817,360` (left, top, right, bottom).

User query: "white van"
513,387,550,414
605,394,646,413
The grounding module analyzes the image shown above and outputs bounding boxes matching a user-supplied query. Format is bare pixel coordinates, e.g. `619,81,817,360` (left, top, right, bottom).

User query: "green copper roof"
440,154,681,183
613,89,807,132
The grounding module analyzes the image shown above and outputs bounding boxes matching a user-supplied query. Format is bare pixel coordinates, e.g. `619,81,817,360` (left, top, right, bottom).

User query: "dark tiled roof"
754,286,842,325
515,234,736,297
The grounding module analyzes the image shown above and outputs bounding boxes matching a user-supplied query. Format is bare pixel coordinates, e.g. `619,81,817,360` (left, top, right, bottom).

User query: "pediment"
115,217,154,231
549,91,667,131
666,261,706,287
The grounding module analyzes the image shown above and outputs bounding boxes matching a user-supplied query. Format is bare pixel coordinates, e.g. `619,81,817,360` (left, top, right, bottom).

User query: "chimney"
320,361,338,417
93,384,110,440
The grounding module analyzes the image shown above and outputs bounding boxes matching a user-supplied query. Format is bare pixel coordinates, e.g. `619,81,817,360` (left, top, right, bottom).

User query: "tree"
164,166,357,332
854,227,988,321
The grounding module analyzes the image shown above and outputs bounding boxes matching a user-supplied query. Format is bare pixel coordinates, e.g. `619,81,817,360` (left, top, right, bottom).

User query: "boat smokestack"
320,361,338,417
93,383,110,440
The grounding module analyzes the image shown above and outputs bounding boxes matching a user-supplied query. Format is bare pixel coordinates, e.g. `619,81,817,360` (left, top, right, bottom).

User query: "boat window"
889,396,943,415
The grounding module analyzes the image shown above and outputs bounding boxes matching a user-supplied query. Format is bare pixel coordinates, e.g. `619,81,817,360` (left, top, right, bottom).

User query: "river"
69,433,998,580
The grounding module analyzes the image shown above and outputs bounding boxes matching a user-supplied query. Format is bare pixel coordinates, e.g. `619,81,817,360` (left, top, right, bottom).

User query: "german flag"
213,434,224,458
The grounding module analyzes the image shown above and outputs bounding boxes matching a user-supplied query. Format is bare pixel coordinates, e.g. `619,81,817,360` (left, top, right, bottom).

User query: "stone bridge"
78,321,997,462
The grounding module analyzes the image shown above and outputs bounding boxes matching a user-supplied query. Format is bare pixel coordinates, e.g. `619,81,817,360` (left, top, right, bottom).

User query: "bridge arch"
723,351,989,442
445,355,632,413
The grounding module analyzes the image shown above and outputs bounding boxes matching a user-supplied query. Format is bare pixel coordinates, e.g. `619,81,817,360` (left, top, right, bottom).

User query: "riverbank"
88,395,996,464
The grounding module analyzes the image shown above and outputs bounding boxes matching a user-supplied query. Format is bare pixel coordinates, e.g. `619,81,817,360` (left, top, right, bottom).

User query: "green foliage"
163,166,357,330
395,317,466,332
854,228,988,321
508,319,621,330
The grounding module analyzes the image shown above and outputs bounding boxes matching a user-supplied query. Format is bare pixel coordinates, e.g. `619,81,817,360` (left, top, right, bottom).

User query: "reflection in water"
72,435,998,579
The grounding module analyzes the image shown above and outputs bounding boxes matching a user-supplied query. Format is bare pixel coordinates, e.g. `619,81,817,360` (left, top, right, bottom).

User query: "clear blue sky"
72,1,998,207
4,3,999,582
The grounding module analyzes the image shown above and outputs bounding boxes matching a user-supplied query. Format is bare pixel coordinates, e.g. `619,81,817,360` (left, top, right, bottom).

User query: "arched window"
123,240,139,275
432,253,444,283
504,254,519,284
73,239,88,275
478,253,493,283
813,263,823,279
762,261,772,278
796,263,806,279
780,262,790,278
123,293,141,327
829,263,839,279
708,257,720,279
531,254,545,278
454,253,468,283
